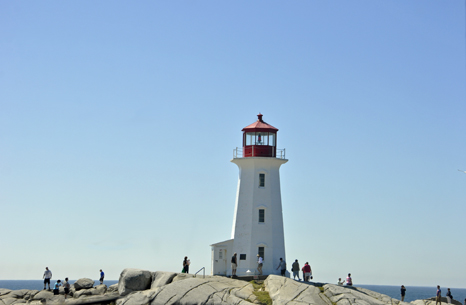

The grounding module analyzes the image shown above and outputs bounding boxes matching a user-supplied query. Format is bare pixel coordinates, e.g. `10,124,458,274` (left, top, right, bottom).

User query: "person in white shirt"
257,254,263,275
43,267,52,290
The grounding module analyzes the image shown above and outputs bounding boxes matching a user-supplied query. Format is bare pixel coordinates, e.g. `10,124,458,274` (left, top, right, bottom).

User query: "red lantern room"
241,113,279,158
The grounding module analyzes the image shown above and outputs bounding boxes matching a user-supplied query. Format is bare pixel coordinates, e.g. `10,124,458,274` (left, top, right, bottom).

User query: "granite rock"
118,268,152,296
117,274,257,305
150,271,177,289
74,278,95,291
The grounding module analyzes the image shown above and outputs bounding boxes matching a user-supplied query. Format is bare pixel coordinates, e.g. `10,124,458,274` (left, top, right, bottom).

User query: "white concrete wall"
230,157,288,276
211,239,233,276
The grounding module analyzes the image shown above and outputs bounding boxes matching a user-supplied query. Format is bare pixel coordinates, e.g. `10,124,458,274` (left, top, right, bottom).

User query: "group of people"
435,285,460,305
290,259,313,281
230,253,264,277
337,274,353,286
400,284,461,304
42,267,105,298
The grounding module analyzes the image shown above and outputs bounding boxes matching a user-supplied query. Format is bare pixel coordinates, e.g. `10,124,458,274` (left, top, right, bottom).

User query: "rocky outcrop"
412,298,462,305
265,275,410,305
118,268,152,297
108,283,119,292
117,274,256,305
1,271,454,305
151,271,177,289
74,278,95,290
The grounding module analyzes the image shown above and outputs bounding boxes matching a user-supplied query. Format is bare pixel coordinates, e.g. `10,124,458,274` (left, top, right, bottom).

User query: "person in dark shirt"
436,285,442,305
401,285,406,301
231,253,237,276
446,288,453,304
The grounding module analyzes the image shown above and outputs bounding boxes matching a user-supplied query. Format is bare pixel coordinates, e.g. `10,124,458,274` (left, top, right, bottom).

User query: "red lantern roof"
242,113,279,133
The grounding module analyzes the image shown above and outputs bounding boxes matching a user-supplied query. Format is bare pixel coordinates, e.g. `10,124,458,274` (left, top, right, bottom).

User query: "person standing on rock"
231,253,237,276
401,285,406,301
63,278,70,299
291,259,300,280
302,262,311,281
257,254,263,275
446,288,453,304
345,273,353,286
436,285,442,305
53,279,61,295
182,256,190,273
276,258,286,276
43,267,52,290
100,269,105,284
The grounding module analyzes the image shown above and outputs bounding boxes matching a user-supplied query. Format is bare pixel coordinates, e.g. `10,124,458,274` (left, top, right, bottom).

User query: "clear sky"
1,1,465,288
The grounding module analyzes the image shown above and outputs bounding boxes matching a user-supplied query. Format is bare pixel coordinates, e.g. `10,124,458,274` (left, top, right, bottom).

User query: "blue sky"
1,1,465,288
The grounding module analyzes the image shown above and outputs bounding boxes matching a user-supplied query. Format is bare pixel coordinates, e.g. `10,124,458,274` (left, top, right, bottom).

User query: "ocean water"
0,280,465,304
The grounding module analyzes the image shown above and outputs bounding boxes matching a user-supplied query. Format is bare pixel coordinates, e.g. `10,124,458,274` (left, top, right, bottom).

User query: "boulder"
118,268,152,296
29,290,66,304
0,289,11,297
108,283,118,292
266,275,328,305
74,278,95,290
150,271,177,289
116,289,159,305
73,285,107,298
31,290,54,301
3,289,38,300
73,288,95,298
94,284,107,295
0,298,18,305
65,292,119,305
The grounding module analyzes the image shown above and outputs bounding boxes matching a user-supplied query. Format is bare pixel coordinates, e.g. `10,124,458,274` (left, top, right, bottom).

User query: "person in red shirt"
301,262,312,281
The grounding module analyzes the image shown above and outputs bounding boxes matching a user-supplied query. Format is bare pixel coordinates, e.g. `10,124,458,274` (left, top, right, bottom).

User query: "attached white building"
211,114,287,276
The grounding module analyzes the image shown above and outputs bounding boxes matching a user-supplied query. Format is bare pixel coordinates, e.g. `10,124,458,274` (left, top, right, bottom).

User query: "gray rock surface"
31,289,53,301
0,289,11,297
118,268,152,296
7,289,39,300
1,271,449,305
151,271,177,289
266,275,328,305
412,298,462,305
108,283,118,292
117,275,256,305
73,284,107,298
74,278,95,290
65,292,119,305
265,275,409,305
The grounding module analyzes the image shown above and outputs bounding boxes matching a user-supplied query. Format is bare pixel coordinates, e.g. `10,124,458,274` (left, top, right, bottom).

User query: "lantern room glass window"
245,132,276,146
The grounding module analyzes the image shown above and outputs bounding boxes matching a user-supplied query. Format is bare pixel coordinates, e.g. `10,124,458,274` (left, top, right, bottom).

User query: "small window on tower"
259,209,265,223
259,173,265,187
219,251,223,259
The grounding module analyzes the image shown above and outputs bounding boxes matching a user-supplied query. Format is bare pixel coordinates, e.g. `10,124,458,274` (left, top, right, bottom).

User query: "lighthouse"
211,114,287,277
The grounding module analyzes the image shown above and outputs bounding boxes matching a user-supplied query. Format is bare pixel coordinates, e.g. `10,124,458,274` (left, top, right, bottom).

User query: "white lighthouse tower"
211,114,287,277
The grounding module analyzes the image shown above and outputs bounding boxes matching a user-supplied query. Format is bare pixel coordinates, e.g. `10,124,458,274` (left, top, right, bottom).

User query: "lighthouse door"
215,248,227,275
